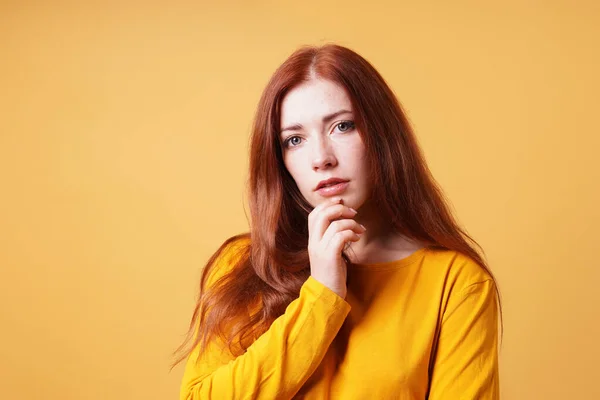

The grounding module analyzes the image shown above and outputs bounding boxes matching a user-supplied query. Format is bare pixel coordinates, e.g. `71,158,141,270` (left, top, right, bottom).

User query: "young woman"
174,44,501,399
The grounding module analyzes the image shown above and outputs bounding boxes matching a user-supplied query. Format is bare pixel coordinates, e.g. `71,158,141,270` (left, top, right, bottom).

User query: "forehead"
279,79,352,127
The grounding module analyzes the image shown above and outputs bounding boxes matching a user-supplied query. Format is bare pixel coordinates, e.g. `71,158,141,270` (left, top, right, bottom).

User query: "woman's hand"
307,197,366,299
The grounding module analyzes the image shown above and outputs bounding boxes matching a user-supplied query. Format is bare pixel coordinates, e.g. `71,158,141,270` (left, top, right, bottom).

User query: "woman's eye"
284,136,302,147
336,121,355,132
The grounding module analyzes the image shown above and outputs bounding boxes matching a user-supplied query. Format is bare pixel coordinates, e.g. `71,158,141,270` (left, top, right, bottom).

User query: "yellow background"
1,1,598,399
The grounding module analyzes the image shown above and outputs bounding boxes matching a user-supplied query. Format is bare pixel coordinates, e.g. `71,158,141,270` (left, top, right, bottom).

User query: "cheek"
351,148,370,182
347,144,367,164
283,156,310,191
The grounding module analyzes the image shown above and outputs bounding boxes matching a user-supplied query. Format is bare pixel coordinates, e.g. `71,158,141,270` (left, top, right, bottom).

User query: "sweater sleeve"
428,279,500,399
179,275,352,400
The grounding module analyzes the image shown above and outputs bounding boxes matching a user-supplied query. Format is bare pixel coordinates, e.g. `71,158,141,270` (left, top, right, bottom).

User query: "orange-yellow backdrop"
1,1,599,399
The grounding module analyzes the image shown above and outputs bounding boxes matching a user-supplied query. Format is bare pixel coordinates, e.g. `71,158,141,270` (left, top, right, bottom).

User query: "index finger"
309,196,342,218
308,197,343,228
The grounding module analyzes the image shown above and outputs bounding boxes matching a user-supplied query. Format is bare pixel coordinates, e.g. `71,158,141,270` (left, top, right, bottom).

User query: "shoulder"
220,233,251,259
421,247,496,293
202,233,251,288
420,247,498,322
215,233,251,263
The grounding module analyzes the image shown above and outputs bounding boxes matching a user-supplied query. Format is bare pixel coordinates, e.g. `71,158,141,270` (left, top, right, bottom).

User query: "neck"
352,198,392,247
346,198,422,264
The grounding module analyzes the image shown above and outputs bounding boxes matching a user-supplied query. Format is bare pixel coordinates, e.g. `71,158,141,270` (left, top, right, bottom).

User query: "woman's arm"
179,275,351,400
428,279,500,399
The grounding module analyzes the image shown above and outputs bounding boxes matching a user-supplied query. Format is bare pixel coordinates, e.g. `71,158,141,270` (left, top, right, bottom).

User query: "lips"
315,181,349,197
315,178,349,191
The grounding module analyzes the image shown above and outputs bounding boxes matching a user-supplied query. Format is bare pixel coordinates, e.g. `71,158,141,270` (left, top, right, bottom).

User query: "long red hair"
172,43,501,368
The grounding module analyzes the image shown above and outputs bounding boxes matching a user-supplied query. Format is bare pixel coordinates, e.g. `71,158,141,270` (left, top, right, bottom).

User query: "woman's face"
279,78,371,210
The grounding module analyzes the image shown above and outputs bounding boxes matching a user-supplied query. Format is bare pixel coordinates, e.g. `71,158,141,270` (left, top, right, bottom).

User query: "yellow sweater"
180,240,499,399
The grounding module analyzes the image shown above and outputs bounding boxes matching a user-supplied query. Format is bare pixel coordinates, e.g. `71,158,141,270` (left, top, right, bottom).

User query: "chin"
310,194,360,210
343,194,367,210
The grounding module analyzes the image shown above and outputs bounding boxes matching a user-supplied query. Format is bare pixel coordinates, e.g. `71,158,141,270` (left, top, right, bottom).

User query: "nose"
311,136,337,171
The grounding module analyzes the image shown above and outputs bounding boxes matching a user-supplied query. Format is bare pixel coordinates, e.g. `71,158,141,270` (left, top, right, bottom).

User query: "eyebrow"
280,109,353,136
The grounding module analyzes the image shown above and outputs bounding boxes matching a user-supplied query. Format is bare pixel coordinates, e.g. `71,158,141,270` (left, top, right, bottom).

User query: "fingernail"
349,208,357,214
360,224,366,230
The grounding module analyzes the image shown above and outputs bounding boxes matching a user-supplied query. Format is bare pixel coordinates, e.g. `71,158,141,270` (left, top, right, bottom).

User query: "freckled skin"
279,78,371,211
